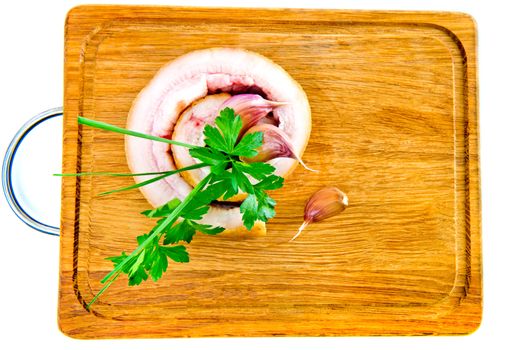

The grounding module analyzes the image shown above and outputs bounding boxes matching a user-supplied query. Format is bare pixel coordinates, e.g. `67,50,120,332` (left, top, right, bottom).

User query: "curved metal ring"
2,107,63,236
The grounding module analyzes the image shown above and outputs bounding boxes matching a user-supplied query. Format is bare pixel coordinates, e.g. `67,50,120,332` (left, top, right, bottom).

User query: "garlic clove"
304,187,348,223
289,187,348,242
240,124,317,172
240,124,292,162
219,94,287,135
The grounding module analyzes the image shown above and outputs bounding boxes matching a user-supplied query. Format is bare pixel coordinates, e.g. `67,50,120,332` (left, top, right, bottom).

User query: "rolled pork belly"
126,48,311,237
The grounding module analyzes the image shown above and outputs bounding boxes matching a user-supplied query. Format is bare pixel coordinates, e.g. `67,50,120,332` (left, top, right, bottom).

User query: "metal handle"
2,107,63,236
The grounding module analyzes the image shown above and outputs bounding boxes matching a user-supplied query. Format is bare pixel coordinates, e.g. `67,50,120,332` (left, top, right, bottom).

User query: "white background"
1,0,523,349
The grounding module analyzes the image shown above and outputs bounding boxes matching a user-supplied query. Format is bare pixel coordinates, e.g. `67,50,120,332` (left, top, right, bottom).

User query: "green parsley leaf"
111,245,150,286
149,249,168,282
239,180,281,230
164,220,196,244
188,221,225,235
209,161,228,175
106,252,129,269
239,194,258,230
214,107,243,152
234,161,276,180
128,265,149,286
232,163,254,194
208,172,239,200
231,131,263,157
255,190,277,221
180,201,210,221
189,147,227,166
106,250,149,286
141,197,181,218
255,174,284,191
129,250,146,275
161,245,190,263
203,124,229,153
197,176,229,203
107,231,190,286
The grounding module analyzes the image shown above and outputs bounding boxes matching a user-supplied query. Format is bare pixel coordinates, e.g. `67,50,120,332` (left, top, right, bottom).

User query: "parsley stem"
87,173,214,308
86,271,121,310
78,116,200,149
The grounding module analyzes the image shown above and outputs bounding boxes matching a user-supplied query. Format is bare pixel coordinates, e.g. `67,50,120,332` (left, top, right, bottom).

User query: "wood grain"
58,6,481,338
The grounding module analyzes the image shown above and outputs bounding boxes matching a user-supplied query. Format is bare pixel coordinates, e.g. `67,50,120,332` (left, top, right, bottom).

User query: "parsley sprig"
79,108,284,309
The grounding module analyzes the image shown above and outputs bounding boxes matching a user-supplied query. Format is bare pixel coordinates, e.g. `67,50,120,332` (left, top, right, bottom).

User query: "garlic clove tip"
289,221,309,242
295,156,319,173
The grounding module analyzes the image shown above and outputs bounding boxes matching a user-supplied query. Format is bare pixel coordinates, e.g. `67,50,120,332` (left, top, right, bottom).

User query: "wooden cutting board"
58,5,481,338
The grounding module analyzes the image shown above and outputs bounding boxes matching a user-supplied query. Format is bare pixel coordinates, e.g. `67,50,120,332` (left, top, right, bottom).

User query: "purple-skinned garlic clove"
240,124,317,172
289,187,348,242
219,94,287,135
